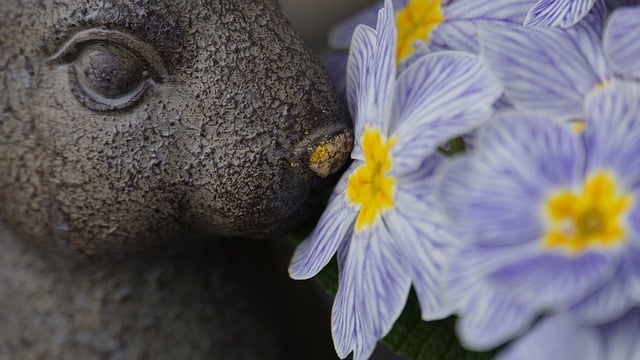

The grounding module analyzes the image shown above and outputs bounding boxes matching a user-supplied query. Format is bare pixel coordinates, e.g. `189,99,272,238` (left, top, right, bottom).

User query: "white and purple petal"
389,51,501,175
570,247,640,324
430,0,535,53
604,6,640,78
524,0,598,28
446,244,538,349
439,113,583,245
395,151,446,201
486,249,620,310
583,81,640,191
385,155,457,319
480,23,603,120
289,163,359,280
332,224,411,360
599,308,640,359
564,0,611,80
397,40,431,73
346,0,397,159
346,24,376,132
332,240,365,359
497,314,603,360
622,246,640,301
457,294,538,351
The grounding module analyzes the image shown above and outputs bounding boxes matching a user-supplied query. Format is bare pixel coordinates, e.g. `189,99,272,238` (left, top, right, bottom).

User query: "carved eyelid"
48,28,168,80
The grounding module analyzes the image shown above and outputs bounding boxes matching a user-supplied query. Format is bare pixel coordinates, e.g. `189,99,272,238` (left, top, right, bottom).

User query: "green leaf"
381,293,495,360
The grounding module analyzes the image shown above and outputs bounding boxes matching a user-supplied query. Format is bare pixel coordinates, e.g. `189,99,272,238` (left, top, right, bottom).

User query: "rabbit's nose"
296,124,353,178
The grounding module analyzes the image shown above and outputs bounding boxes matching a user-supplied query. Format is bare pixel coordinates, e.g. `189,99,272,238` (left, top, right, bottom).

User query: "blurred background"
280,0,379,49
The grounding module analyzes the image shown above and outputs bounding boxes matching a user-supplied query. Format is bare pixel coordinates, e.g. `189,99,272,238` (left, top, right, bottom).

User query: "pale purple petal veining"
604,5,640,78
331,224,411,360
390,52,501,175
480,23,603,120
431,0,535,53
289,163,359,279
439,113,583,245
524,0,598,28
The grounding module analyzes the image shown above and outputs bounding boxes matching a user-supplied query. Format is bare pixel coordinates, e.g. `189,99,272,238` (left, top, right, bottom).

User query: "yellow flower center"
395,0,444,62
571,120,585,134
543,171,633,255
346,127,396,233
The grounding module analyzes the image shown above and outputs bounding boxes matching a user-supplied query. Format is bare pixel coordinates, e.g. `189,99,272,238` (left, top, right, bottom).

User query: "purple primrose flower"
439,82,640,350
322,0,533,98
480,3,640,122
289,1,501,359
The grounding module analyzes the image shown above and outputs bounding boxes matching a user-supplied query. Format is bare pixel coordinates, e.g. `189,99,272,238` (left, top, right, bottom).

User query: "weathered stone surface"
1,0,352,253
0,0,351,357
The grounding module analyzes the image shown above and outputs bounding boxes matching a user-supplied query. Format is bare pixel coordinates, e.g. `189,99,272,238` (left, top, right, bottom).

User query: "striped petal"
395,151,446,200
457,294,538,351
584,82,640,242
624,246,640,300
524,0,598,28
480,23,603,120
385,154,457,319
604,6,640,78
289,163,358,280
583,81,640,190
331,224,411,360
599,308,640,359
564,0,611,80
346,0,397,159
570,247,640,324
487,249,619,310
397,40,431,73
430,0,534,53
346,23,375,124
438,113,583,246
498,315,603,360
332,240,367,359
390,52,501,175
447,244,538,350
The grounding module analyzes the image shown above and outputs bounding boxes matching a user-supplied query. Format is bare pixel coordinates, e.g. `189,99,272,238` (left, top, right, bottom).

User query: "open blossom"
289,1,501,359
480,3,640,122
322,0,532,97
439,82,640,350
330,0,535,58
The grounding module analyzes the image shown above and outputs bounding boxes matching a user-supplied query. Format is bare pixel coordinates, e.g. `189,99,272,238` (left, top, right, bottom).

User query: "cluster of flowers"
290,0,640,359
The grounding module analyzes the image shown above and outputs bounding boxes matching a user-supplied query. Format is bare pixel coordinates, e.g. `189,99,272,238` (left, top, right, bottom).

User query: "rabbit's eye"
76,43,145,99
50,29,167,112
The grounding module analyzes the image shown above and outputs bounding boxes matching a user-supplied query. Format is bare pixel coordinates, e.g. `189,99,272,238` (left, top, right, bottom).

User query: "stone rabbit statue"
0,0,352,358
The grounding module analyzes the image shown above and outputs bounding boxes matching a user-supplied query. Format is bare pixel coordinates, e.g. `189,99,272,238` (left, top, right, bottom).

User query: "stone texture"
0,0,351,358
